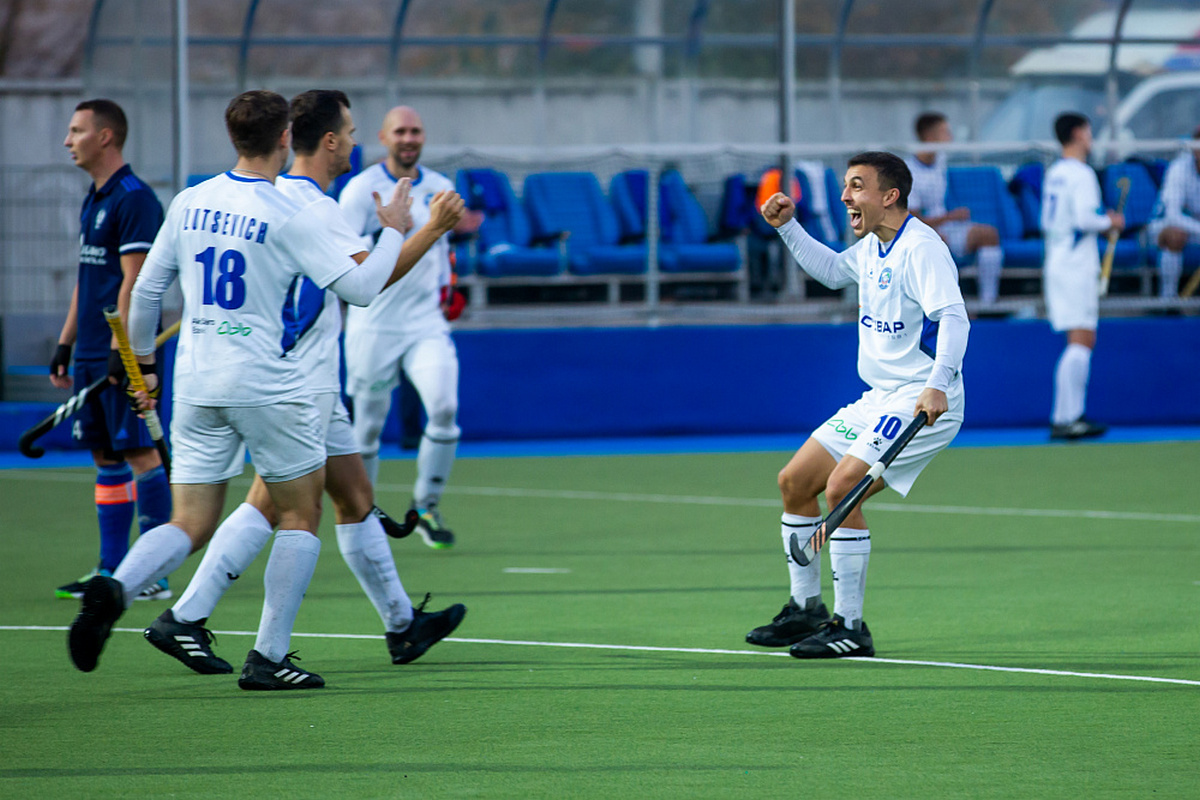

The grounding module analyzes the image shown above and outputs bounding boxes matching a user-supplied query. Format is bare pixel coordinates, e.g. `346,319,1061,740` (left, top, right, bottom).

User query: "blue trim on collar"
876,214,913,259
380,162,423,187
279,173,323,192
224,170,272,184
93,164,134,197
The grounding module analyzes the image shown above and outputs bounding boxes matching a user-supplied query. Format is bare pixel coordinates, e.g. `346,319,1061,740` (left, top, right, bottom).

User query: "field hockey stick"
18,321,181,459
789,411,928,567
1098,176,1130,297
1180,266,1200,298
103,306,171,475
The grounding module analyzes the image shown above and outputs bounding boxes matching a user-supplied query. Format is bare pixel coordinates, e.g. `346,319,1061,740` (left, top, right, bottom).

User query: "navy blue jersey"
76,164,164,360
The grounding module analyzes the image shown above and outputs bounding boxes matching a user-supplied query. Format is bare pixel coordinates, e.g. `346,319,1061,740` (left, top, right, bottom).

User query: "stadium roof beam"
966,0,997,143
236,0,262,93
386,0,414,99
1106,0,1136,140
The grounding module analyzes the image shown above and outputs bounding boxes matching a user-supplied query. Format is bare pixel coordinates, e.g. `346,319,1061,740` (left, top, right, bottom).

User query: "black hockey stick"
18,321,181,459
789,411,928,567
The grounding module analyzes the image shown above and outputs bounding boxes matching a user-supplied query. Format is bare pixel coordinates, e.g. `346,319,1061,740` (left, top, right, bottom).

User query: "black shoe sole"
144,624,233,675
391,604,467,664
68,577,124,672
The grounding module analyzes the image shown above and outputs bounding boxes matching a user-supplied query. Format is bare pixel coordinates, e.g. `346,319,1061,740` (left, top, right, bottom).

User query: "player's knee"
423,397,458,431
973,225,1000,247
1159,227,1187,252
824,471,860,508
778,465,818,505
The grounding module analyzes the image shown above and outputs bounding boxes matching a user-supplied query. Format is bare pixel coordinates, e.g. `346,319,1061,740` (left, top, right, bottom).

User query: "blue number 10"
873,415,902,439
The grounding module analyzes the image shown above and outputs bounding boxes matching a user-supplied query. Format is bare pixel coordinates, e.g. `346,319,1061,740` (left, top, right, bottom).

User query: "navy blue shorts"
71,357,156,454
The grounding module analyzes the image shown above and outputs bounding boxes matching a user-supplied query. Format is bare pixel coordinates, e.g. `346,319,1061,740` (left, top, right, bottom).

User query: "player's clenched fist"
373,176,414,234
760,192,795,228
428,190,466,234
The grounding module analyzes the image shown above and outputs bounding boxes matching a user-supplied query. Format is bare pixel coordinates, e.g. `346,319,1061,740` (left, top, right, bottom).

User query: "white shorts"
344,329,459,400
169,399,326,485
1044,263,1099,332
315,392,359,458
810,384,963,497
937,220,973,259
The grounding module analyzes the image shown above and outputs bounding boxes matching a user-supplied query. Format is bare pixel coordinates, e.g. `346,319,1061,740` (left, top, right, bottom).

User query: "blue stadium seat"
947,165,1043,268
524,172,648,275
608,170,741,273
1008,162,1044,239
824,167,847,243
793,168,845,251
1102,161,1158,269
455,168,563,277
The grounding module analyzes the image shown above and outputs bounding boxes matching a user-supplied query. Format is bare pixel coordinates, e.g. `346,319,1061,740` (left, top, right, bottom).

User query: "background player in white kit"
339,105,462,549
142,90,467,677
67,90,419,689
1041,113,1124,441
906,112,1004,307
1147,125,1200,299
747,151,970,659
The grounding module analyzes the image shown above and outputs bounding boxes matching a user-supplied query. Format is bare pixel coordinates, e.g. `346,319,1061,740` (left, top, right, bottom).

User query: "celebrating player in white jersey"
906,112,1004,306
747,151,970,659
1040,113,1124,441
67,90,429,689
338,105,462,549
1147,128,1200,299
141,90,467,678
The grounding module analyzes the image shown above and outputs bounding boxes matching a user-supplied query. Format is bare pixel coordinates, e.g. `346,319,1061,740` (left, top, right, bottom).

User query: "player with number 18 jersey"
141,171,359,408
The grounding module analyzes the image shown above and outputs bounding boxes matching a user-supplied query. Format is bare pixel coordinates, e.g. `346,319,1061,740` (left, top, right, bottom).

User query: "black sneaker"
374,505,419,539
788,614,875,659
1050,417,1108,440
746,599,831,647
56,566,111,600
237,649,325,690
144,609,233,674
386,593,466,664
412,503,455,549
68,575,125,672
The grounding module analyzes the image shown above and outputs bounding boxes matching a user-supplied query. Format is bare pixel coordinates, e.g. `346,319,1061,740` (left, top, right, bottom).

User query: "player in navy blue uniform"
50,99,173,600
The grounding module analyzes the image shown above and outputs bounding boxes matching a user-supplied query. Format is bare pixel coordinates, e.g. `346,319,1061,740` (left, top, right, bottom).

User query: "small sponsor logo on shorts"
217,320,252,336
824,418,858,441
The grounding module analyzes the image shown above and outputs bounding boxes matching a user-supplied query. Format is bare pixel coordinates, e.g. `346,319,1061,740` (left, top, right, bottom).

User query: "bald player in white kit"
747,151,970,659
67,90,428,689
339,106,462,549
1041,112,1123,441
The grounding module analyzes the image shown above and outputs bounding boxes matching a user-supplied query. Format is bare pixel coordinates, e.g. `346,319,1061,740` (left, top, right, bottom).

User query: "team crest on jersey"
878,266,892,290
94,209,106,229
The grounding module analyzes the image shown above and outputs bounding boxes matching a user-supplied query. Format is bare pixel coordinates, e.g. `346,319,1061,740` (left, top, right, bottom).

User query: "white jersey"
141,172,357,406
1041,158,1110,277
833,215,965,394
1155,151,1200,223
274,174,366,395
905,153,949,219
339,163,453,339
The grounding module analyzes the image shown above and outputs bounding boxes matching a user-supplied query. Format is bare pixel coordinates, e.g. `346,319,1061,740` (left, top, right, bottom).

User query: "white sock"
414,431,458,508
112,524,192,608
253,530,321,664
781,513,822,606
1159,250,1183,298
361,452,380,487
1052,342,1092,425
172,503,274,624
977,245,1003,305
336,514,413,633
829,530,871,627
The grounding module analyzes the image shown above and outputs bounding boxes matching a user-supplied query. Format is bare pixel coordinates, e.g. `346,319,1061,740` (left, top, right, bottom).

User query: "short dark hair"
847,151,912,208
75,99,128,149
914,111,947,141
224,90,289,159
289,90,351,156
1054,112,1090,146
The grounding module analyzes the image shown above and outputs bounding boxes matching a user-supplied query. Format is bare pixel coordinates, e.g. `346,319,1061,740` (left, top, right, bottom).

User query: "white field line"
4,470,1197,525
5,625,1198,687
